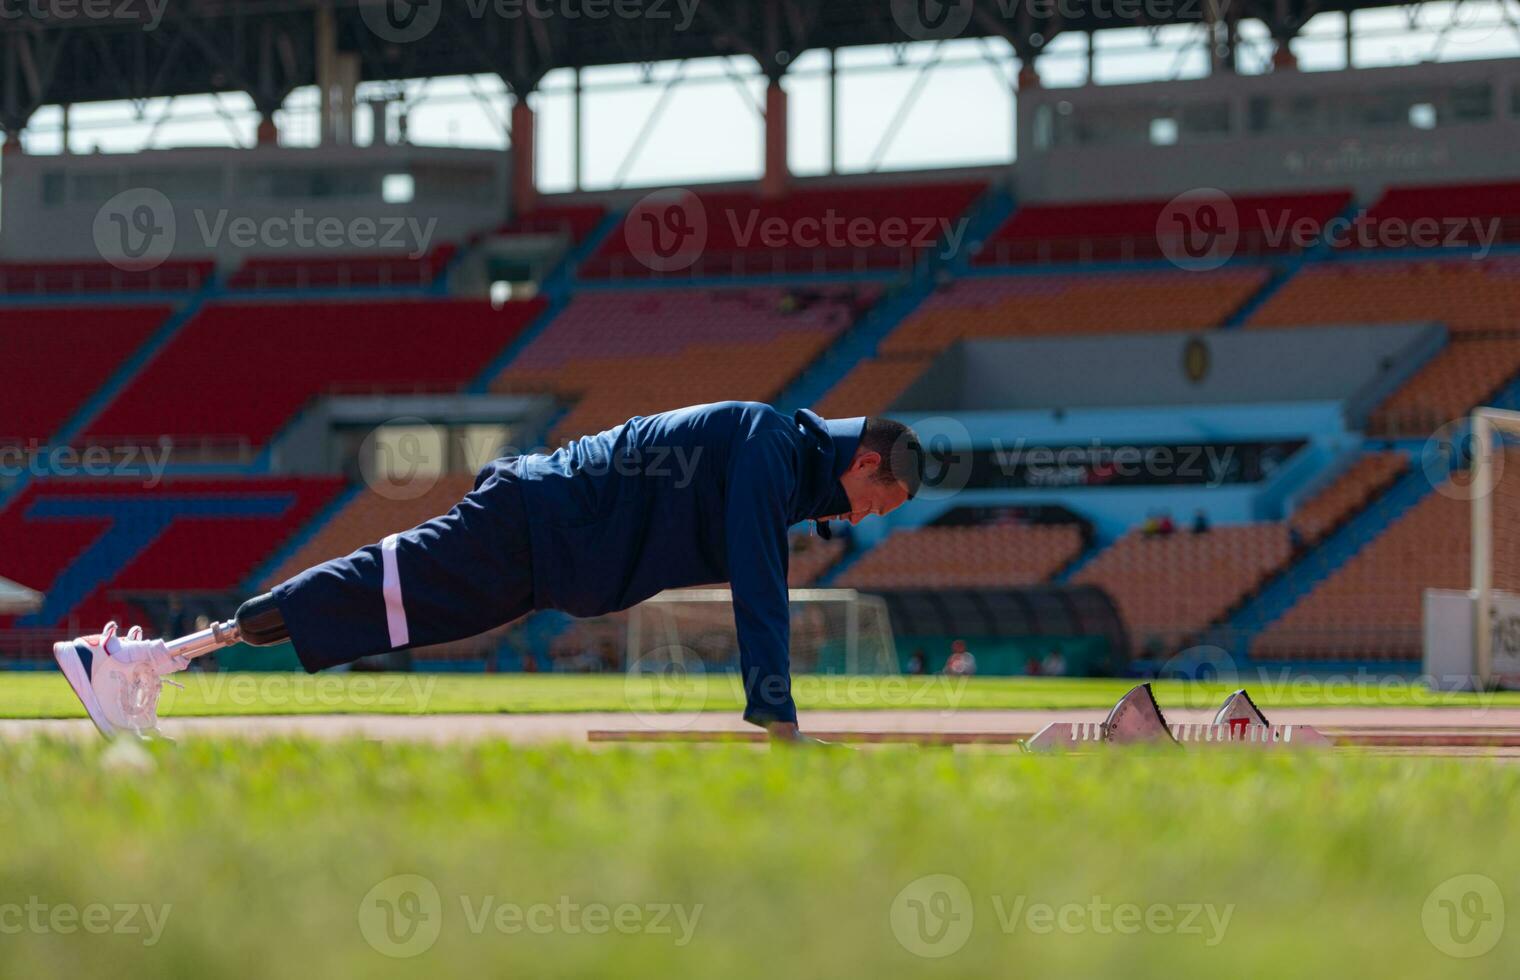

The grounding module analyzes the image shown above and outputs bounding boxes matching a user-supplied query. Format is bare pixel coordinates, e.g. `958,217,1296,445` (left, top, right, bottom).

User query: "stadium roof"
0,0,1441,128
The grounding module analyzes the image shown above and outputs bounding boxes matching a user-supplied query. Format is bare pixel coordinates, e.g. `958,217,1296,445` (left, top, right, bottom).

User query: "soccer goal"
1427,407,1520,689
625,588,900,675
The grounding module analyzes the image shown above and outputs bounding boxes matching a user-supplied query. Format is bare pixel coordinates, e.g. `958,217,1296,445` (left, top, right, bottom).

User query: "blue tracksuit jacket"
275,401,865,727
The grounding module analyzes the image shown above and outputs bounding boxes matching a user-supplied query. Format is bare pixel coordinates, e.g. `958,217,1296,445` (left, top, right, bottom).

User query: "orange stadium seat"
819,268,1267,416
787,533,847,587
1256,451,1520,661
261,475,481,592
838,523,1085,590
493,286,877,443
1074,525,1292,639
1289,453,1409,546
1369,337,1520,436
1248,258,1520,334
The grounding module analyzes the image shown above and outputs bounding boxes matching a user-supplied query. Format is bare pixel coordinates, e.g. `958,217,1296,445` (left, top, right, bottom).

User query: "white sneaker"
52,622,189,739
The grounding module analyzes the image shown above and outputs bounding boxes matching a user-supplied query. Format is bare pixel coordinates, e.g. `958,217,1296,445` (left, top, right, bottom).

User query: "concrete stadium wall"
887,320,1447,419
1,144,507,261
891,322,1443,424
1016,57,1520,202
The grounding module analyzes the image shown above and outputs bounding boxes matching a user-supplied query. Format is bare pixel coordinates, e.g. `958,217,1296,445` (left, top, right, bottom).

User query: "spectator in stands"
944,639,977,676
1192,509,1211,534
1042,647,1067,677
1025,655,1042,676
1156,513,1176,536
907,647,927,675
1141,514,1161,537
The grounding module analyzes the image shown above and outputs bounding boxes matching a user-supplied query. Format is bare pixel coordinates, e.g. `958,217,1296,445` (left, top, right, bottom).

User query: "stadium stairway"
1219,459,1432,657
1224,199,1366,329
1052,536,1107,584
775,276,937,413
947,183,1017,274
708,183,1010,413
240,481,364,594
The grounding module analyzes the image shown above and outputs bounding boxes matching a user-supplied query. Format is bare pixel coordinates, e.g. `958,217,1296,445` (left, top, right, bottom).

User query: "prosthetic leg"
163,593,290,661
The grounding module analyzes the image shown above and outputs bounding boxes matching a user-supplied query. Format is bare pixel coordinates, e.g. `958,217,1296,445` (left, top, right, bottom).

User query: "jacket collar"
793,410,866,535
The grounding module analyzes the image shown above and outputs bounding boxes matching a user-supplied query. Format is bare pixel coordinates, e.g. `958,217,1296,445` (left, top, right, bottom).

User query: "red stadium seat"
0,305,169,443
581,181,985,278
82,297,545,453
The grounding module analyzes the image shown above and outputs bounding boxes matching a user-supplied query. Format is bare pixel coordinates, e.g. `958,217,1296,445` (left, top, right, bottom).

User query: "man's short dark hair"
861,417,923,499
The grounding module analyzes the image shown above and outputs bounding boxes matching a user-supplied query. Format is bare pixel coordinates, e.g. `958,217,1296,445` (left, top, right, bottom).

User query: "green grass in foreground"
0,741,1513,978
4,671,1519,720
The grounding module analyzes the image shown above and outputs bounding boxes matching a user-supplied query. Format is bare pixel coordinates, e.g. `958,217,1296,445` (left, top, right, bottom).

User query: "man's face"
826,451,911,526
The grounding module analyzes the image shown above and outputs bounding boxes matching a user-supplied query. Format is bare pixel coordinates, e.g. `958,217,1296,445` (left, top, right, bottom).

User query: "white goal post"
625,588,900,675
1470,407,1520,688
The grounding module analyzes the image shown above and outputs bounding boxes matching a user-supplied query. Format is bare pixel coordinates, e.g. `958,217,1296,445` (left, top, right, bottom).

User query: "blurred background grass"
0,739,1514,978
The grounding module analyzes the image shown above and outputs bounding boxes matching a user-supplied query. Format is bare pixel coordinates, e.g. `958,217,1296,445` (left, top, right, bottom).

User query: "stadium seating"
1248,257,1520,335
1368,337,1520,435
226,244,458,291
1289,452,1409,547
493,286,877,441
788,533,846,587
0,260,213,296
0,305,169,443
1354,180,1520,250
82,297,546,453
0,476,343,630
259,475,479,591
1254,448,1520,661
580,181,985,278
881,268,1270,353
973,191,1351,265
815,355,936,419
1074,524,1292,639
838,523,1085,590
819,267,1268,415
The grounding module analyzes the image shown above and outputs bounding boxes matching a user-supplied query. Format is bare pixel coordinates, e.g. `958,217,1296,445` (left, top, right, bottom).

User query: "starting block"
1024,684,1332,751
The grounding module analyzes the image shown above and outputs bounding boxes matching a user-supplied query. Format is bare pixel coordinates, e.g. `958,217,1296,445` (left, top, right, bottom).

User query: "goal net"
624,588,900,675
1467,407,1520,687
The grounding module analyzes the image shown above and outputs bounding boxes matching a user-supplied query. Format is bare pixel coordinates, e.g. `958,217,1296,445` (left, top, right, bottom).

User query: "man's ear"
853,450,883,473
